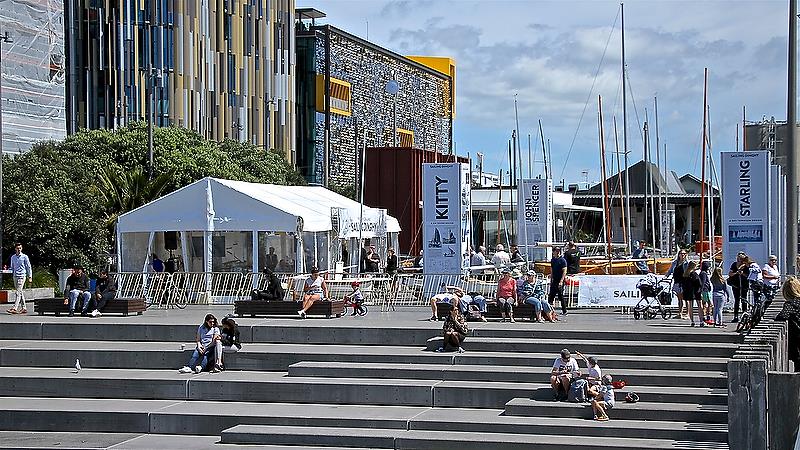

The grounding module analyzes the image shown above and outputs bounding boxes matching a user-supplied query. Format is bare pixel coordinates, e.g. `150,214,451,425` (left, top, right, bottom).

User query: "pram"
633,275,673,320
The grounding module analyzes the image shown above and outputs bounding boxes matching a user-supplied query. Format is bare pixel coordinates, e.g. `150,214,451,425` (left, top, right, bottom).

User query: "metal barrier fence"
114,268,580,310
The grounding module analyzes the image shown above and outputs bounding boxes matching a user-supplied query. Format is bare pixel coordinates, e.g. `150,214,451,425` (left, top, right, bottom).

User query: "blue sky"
312,0,789,185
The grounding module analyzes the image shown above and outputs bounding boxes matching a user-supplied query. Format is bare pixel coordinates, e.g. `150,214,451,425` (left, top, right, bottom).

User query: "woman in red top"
496,268,517,322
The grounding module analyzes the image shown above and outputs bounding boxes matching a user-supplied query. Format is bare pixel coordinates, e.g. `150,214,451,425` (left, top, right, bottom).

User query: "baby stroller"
633,275,673,320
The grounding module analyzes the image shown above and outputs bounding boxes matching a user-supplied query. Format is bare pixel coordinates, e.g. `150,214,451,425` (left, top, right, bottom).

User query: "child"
710,267,728,327
576,351,602,386
589,375,615,421
345,281,365,316
699,261,713,325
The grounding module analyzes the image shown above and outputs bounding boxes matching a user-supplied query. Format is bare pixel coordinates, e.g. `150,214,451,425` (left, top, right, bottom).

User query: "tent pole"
252,230,259,289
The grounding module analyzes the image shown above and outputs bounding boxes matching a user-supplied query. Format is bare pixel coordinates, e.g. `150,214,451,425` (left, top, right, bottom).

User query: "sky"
309,0,790,186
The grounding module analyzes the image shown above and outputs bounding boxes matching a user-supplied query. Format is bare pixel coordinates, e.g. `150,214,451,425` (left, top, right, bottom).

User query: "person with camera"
550,348,580,401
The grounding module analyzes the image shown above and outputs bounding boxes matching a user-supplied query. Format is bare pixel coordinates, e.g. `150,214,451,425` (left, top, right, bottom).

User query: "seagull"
74,359,81,373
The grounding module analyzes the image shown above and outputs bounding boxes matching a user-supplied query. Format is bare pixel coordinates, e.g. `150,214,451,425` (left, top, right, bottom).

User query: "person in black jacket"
682,261,703,327
64,266,91,317
385,248,398,275
251,268,285,301
89,270,117,317
214,317,242,371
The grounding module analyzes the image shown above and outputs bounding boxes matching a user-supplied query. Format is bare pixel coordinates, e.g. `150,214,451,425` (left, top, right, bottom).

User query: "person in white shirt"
7,243,33,315
576,351,602,386
589,375,616,421
491,244,511,268
550,348,581,401
470,246,487,269
298,267,328,318
762,255,780,288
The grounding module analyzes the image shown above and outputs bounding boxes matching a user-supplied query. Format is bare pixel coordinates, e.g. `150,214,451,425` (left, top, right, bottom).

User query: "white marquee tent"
116,177,401,274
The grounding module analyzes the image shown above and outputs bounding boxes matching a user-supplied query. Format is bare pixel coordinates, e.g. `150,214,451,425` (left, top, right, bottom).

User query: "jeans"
13,277,26,310
525,296,552,315
68,290,91,312
712,290,726,324
187,346,215,370
459,295,487,313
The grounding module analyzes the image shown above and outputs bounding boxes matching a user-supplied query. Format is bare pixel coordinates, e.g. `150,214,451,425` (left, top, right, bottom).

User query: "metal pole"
788,0,798,274
621,2,633,249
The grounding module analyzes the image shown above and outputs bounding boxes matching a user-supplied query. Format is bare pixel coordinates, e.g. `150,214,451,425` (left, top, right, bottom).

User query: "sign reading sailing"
422,163,471,276
517,178,553,261
721,151,769,270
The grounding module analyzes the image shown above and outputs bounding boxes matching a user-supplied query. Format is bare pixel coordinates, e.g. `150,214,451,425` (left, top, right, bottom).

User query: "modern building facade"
64,0,296,160
0,0,66,154
295,9,455,189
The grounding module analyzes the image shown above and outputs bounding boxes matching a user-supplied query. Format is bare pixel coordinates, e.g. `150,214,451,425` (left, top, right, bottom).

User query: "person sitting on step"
520,271,553,322
589,375,615,421
213,317,241,371
298,267,327,319
576,351,602,387
89,270,117,317
179,314,221,374
429,283,460,321
550,348,580,401
436,307,469,353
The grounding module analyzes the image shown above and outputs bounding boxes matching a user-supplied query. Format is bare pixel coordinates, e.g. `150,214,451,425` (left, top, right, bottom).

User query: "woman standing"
710,267,729,327
667,250,688,319
682,261,703,327
776,277,800,371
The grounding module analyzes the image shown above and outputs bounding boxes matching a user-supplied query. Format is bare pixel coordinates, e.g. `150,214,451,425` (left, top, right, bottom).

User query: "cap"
310,267,319,273
560,348,571,359
526,270,536,276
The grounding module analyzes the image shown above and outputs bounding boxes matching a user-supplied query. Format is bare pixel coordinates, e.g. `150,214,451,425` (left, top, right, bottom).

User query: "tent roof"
117,177,401,234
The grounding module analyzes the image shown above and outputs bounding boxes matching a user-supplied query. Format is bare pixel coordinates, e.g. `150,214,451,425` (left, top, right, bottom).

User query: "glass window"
258,232,298,273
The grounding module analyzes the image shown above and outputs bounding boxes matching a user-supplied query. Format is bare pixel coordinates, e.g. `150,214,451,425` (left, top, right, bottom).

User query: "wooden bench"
34,298,145,316
234,300,345,318
435,301,536,321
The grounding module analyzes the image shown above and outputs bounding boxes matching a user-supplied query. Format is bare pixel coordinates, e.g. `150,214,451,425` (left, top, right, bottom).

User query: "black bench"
234,300,345,318
34,298,146,316
435,301,536,320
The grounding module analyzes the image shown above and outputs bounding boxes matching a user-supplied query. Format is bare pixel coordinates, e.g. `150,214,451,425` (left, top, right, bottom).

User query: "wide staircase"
0,313,737,449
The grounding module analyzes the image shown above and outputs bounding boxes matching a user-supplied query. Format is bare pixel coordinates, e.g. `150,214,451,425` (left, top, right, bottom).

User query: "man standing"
564,241,581,275
470,246,486,274
265,247,279,271
632,241,649,274
7,243,32,315
64,266,91,317
385,248,398,275
550,247,569,315
491,244,511,268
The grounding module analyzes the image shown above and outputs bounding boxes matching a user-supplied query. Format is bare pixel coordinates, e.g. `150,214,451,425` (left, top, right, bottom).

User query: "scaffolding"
0,0,65,154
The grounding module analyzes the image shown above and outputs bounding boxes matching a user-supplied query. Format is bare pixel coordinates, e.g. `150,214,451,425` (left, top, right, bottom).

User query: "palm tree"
96,166,174,235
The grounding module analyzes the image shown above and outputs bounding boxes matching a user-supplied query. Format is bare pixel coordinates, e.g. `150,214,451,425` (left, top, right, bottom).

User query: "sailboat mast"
655,96,664,254
539,120,548,179
621,2,632,249
599,96,613,256
613,115,628,249
508,139,515,241
699,68,709,266
514,94,522,184
528,134,532,179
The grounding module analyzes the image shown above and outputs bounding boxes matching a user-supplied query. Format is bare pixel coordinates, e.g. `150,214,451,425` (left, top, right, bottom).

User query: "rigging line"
558,8,621,179
625,70,646,145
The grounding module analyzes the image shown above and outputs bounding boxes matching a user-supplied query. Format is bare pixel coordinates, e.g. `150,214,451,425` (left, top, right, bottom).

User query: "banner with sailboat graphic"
422,163,471,276
517,178,553,261
721,151,770,270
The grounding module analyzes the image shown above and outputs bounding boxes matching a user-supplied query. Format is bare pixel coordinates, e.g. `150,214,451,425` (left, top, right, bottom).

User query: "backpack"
465,303,483,322
568,378,588,403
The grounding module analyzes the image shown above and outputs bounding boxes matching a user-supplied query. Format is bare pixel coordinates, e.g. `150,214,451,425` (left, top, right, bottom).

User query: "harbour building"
64,0,296,161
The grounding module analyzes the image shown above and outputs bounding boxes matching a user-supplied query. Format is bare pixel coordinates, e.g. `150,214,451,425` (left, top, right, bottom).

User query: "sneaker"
178,366,192,374
596,416,609,421
19,309,27,314
509,317,516,323
210,365,222,373
457,347,465,353
481,317,488,322
194,365,203,374
690,322,695,327
68,311,74,317
704,319,713,325
435,347,445,352
91,310,101,317
6,309,17,314
699,322,706,327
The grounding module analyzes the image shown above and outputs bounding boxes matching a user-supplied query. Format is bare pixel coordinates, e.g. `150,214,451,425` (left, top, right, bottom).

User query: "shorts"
702,291,711,305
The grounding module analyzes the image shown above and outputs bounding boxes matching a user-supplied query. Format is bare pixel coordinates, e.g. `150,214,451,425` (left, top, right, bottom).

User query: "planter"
0,287,55,304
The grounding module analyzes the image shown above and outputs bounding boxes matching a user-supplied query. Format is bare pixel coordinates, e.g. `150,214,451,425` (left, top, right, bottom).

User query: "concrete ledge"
504,398,727,423
221,424,398,448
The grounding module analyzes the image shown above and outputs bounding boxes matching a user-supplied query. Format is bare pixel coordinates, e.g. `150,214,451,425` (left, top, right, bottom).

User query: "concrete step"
426,336,739,357
287,361,728,388
0,367,726,408
0,397,726,442
0,340,729,372
220,424,729,449
0,320,742,346
473,327,743,344
505,398,728,423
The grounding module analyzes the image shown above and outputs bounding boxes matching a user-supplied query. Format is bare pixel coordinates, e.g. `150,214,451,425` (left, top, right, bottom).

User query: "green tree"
3,123,304,271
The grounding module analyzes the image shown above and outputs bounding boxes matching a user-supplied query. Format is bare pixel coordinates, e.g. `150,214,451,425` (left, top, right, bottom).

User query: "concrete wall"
768,371,800,450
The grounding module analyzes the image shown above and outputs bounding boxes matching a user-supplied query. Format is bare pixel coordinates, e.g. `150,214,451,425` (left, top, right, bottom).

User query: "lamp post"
0,31,13,271
385,78,399,147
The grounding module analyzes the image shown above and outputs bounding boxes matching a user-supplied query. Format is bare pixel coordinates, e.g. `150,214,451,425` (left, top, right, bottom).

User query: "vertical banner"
423,163,470,276
721,151,770,270
517,178,553,261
